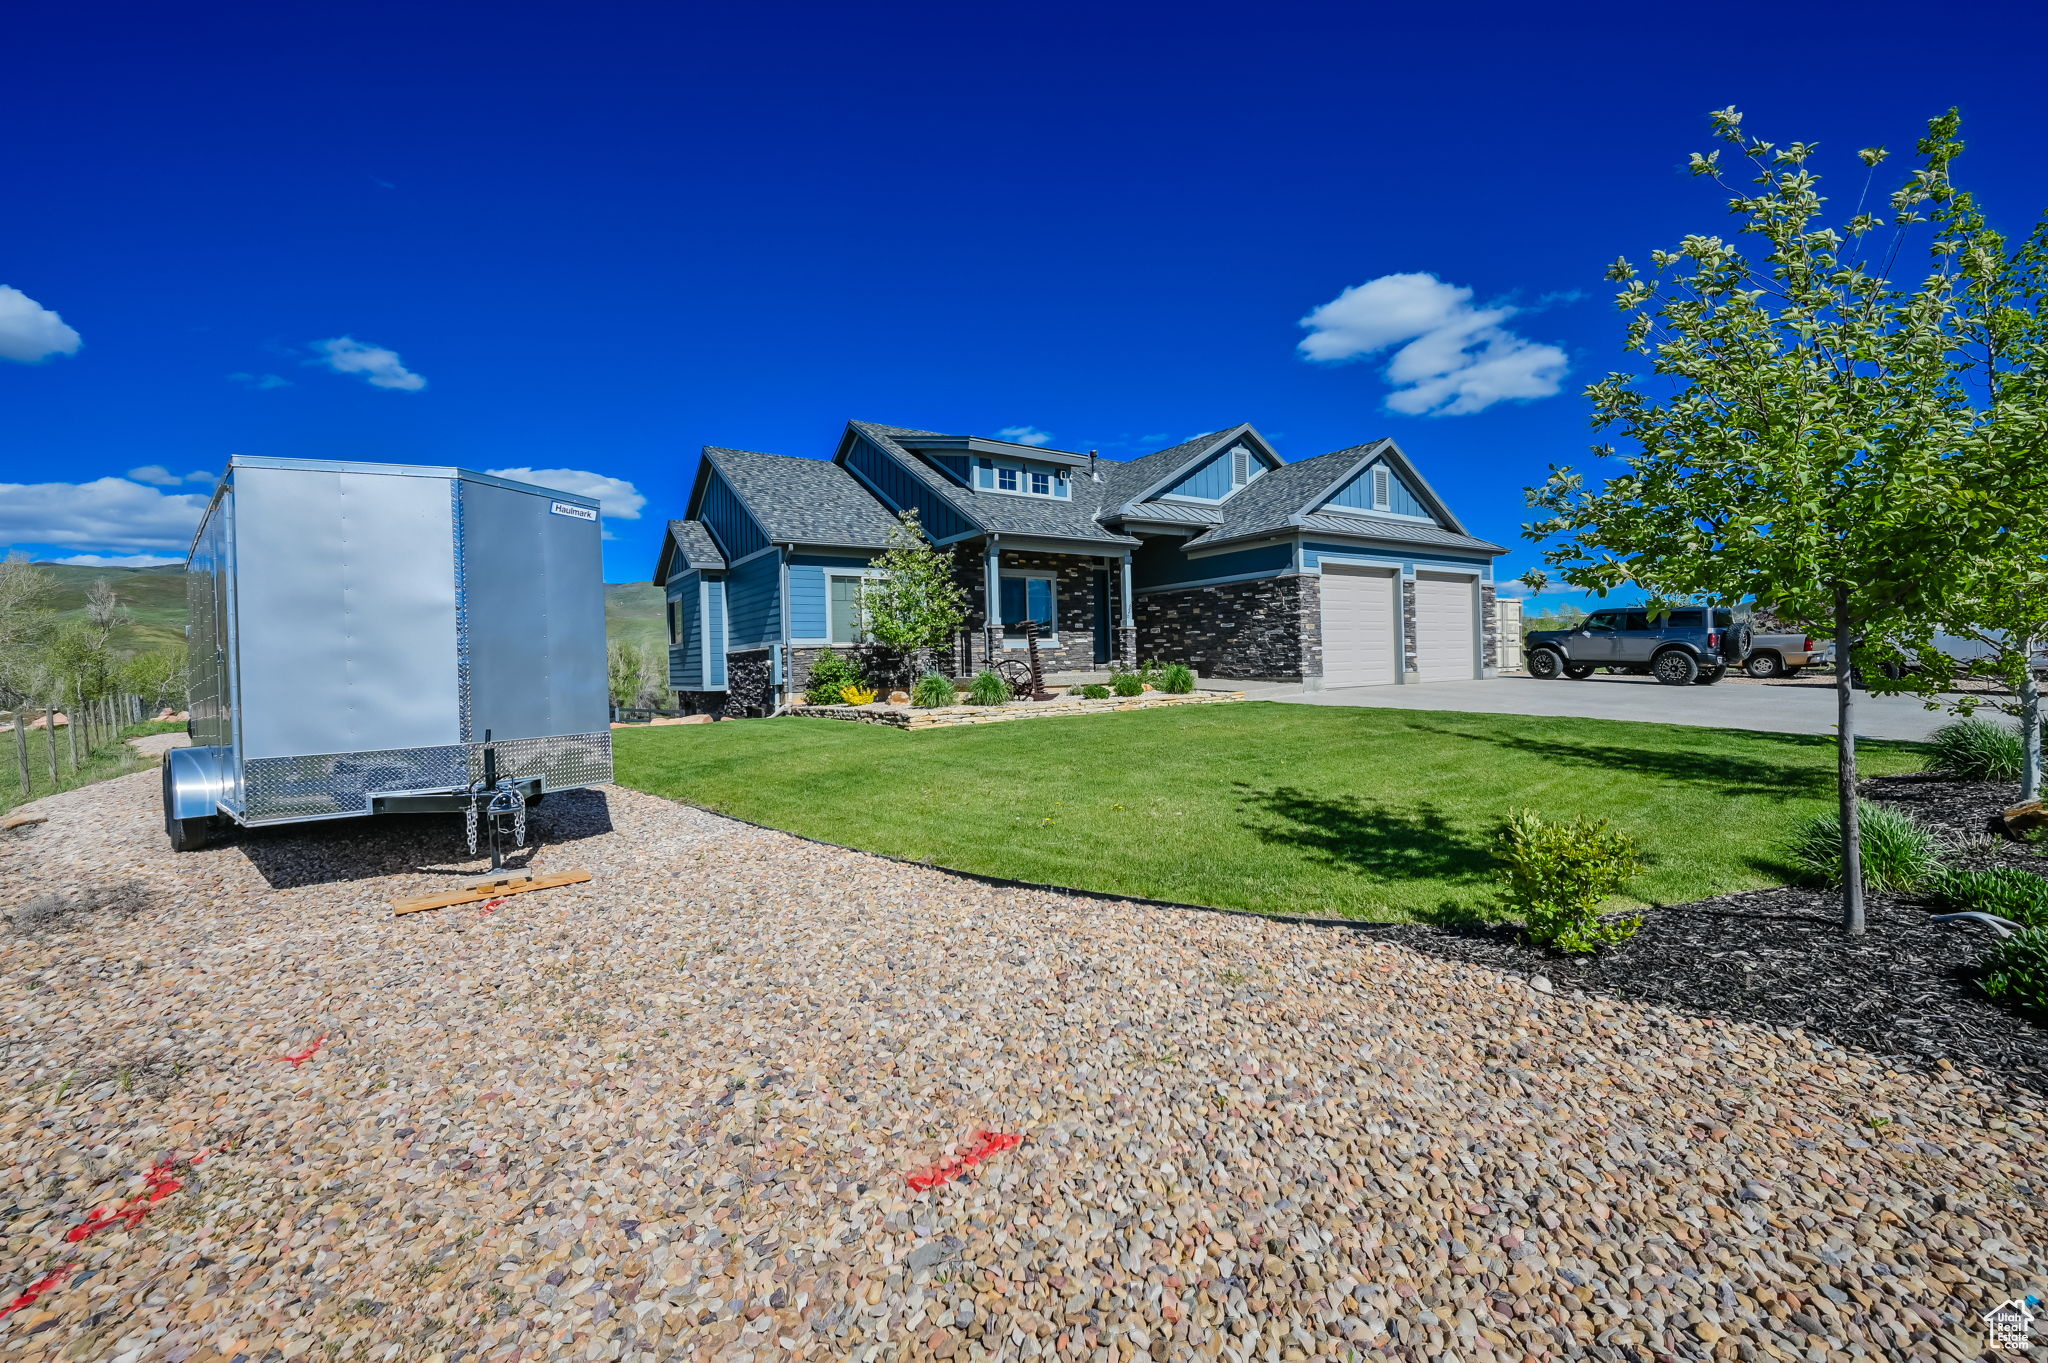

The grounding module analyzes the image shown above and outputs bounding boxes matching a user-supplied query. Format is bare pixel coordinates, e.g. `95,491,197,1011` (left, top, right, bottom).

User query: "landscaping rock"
0,770,2041,1361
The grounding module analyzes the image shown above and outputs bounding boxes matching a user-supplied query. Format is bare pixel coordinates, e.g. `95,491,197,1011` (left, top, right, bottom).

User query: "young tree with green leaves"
1528,108,2002,935
0,556,57,708
122,646,189,714
859,510,968,680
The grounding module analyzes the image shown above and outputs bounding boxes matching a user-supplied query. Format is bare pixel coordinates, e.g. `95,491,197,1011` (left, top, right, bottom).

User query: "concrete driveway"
1260,673,1954,742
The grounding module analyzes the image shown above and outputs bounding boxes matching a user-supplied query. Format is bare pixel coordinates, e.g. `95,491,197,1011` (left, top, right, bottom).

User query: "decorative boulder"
2003,801,2048,838
888,690,910,705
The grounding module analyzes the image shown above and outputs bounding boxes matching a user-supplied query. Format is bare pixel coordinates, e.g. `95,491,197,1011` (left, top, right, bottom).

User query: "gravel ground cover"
2,772,2044,1362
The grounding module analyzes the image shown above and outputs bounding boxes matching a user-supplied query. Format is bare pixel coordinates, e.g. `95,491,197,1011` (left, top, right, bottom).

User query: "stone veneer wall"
1134,573,1321,682
947,547,1120,674
1480,582,1499,673
719,649,776,718
1400,577,1420,677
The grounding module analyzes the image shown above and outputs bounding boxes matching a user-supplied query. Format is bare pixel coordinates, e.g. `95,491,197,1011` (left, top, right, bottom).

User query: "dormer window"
975,456,1071,500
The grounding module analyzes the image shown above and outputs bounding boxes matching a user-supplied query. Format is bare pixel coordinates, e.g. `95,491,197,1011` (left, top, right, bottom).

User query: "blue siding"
700,469,769,560
928,453,970,484
843,434,977,539
1134,540,1292,590
725,548,783,648
667,573,704,690
1301,540,1492,579
703,579,727,688
1322,460,1429,520
1164,451,1235,499
788,552,875,640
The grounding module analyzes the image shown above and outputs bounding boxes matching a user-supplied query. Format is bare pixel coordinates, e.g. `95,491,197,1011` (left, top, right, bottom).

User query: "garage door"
1320,565,1398,687
1414,571,1477,681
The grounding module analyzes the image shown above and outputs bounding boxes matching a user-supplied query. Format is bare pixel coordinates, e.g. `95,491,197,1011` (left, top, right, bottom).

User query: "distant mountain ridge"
32,563,666,659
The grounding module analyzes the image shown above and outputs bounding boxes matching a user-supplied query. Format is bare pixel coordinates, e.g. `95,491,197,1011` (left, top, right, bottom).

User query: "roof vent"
1088,449,1101,482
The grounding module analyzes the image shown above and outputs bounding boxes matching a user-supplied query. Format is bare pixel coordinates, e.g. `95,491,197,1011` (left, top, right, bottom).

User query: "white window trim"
801,567,882,648
1371,466,1392,512
974,456,1072,501
998,568,1060,647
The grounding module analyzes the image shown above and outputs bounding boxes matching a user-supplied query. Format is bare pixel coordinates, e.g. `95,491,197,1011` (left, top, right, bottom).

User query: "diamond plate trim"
244,745,471,822
467,731,613,791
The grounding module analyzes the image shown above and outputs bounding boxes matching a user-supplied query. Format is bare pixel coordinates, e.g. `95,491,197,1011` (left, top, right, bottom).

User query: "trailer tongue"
166,456,613,854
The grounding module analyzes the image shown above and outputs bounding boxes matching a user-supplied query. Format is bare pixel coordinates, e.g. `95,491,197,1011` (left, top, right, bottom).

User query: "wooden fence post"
45,698,61,786
11,710,28,797
68,681,82,772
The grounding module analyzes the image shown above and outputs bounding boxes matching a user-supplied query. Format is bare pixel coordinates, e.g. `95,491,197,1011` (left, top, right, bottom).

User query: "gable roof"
700,446,902,550
845,421,1137,547
1179,439,1505,556
652,519,727,585
1096,428,1240,508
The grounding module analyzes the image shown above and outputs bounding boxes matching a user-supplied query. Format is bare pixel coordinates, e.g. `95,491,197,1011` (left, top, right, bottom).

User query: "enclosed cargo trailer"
164,456,613,852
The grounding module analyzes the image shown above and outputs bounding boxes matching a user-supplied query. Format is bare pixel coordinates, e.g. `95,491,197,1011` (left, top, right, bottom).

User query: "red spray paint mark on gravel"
0,1265,75,1321
277,1035,327,1067
479,897,506,916
64,1156,189,1243
905,1131,1023,1191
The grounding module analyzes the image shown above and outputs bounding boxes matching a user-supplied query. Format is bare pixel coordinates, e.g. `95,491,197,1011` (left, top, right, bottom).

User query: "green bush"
1160,663,1196,694
803,648,865,706
910,673,957,708
1786,802,1941,892
1982,926,2048,1019
1110,672,1144,698
1495,809,1647,953
1925,718,2030,782
1923,867,2048,928
1080,683,1111,699
967,670,1012,706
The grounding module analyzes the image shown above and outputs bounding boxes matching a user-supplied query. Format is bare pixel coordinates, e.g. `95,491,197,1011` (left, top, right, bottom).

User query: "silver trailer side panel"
460,480,609,741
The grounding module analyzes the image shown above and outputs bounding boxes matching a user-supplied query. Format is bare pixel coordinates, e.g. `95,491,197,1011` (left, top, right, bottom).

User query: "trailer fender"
164,745,234,823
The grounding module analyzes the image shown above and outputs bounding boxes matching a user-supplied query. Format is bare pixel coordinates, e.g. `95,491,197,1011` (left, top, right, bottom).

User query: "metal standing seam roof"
1291,511,1509,555
702,445,904,548
848,421,1140,548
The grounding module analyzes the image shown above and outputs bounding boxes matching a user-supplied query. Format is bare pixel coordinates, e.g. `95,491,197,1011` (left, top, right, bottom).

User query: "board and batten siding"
842,434,977,540
1159,445,1275,501
1321,460,1429,520
789,552,878,642
699,469,769,561
724,548,783,649
667,572,705,691
702,578,727,688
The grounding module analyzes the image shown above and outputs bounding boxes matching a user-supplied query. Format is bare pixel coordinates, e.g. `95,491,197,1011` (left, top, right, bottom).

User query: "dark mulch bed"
1362,773,2048,1096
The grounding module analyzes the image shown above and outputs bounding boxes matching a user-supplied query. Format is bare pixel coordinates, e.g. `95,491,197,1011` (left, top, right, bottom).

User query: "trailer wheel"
161,761,213,852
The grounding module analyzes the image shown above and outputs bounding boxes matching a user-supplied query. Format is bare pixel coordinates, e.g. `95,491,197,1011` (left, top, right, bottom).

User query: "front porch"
948,541,1138,677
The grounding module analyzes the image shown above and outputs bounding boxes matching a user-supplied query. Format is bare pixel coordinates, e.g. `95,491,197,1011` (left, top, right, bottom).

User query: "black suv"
1524,607,1751,686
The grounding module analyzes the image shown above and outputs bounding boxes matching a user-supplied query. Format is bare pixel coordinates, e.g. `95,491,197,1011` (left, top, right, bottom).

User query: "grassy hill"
35,563,667,660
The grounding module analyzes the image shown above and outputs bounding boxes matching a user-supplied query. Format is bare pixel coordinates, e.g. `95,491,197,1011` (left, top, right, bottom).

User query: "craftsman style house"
652,421,1507,714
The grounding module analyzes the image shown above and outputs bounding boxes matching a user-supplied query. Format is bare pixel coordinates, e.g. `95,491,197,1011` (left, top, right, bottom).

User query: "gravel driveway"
2,771,2043,1361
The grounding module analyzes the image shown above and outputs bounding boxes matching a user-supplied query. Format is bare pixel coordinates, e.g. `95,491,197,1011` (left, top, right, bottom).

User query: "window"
827,574,865,645
974,455,1070,499
1583,612,1620,633
999,572,1058,644
1621,611,1651,631
1372,466,1391,511
997,466,1019,492
667,597,682,645
1030,470,1051,495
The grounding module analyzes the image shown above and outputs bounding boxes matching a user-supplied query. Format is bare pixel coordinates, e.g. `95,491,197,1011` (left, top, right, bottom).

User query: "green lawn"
612,703,1923,922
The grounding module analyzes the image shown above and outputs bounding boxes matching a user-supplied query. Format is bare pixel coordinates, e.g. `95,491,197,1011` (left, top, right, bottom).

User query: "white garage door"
1320,565,1398,687
1414,571,1477,681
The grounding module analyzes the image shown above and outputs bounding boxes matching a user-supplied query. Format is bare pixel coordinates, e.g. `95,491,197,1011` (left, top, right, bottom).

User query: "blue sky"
5,1,2046,607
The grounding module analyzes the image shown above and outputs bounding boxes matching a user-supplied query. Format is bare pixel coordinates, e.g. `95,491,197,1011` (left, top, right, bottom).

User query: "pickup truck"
1524,607,1752,686
1742,631,1823,679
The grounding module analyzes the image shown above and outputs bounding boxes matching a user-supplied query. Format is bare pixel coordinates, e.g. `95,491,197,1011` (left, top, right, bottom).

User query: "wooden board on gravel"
391,868,592,916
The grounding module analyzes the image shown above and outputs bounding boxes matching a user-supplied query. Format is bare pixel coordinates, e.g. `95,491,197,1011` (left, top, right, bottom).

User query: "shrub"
1923,867,2048,928
967,670,1012,706
911,673,956,708
841,685,877,706
803,648,865,706
1110,672,1144,698
1925,718,2030,782
1786,802,1941,892
1080,683,1111,699
1160,663,1196,694
1495,810,1646,953
1981,927,2048,1020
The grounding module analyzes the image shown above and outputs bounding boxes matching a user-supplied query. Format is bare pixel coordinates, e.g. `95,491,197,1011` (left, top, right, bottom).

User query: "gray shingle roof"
666,520,726,570
1096,429,1240,509
704,446,903,549
849,421,1138,547
1174,440,1506,555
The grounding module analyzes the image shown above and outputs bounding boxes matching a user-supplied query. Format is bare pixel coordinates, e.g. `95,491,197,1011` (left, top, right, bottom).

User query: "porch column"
1117,550,1138,666
982,537,1003,668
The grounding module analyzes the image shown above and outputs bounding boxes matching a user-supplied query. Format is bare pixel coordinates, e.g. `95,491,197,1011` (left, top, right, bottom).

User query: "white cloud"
0,285,83,363
996,426,1053,447
310,335,426,391
47,552,184,568
126,465,214,487
484,467,644,520
1298,272,1568,417
0,477,210,553
229,371,293,390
